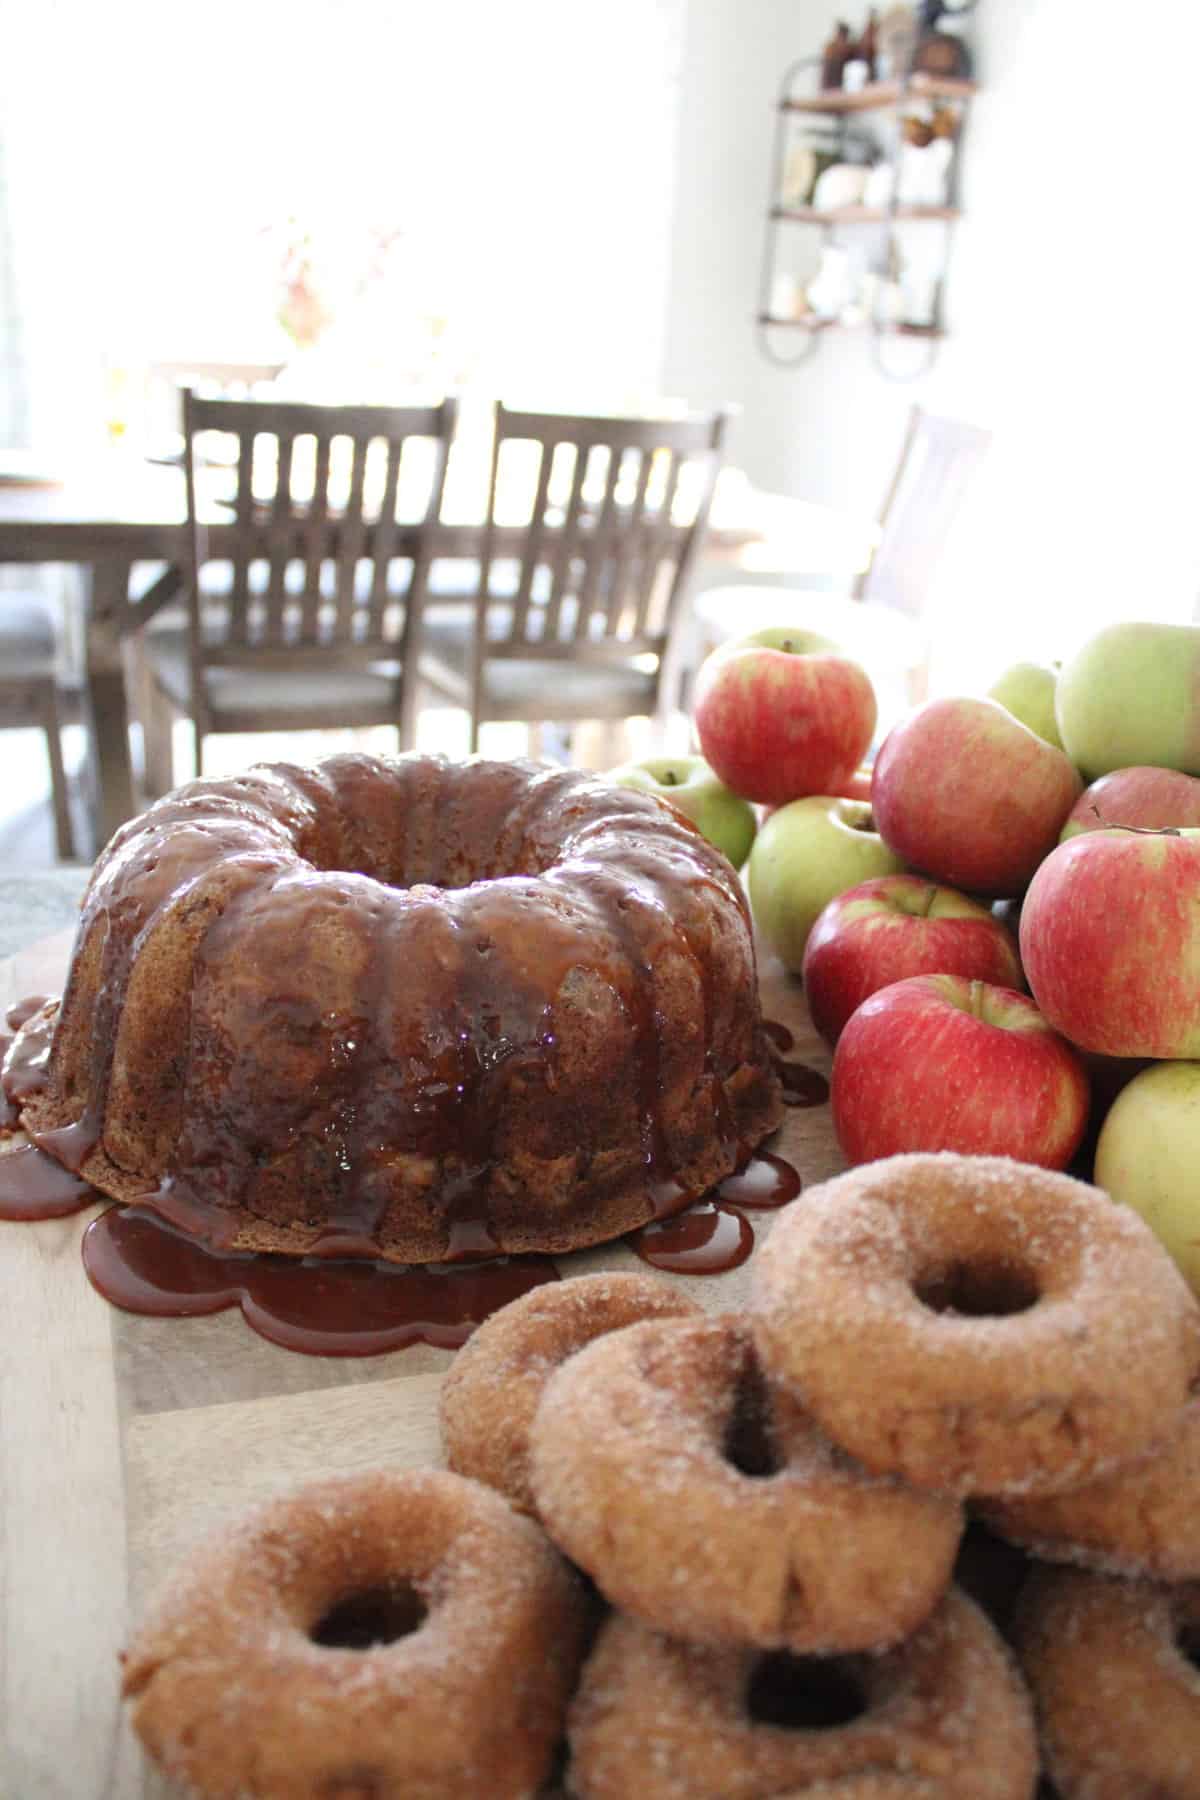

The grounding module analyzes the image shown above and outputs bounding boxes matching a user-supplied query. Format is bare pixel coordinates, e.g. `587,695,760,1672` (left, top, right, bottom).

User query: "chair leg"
41,688,76,863
193,720,204,778
141,676,177,799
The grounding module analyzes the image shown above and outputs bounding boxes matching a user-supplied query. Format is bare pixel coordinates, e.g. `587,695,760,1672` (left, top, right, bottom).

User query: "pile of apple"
611,621,1200,1300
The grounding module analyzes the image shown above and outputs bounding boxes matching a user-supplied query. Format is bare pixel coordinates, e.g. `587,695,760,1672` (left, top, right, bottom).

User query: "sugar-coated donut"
751,1153,1200,1497
566,1589,1038,1799
529,1312,963,1653
121,1469,586,1799
1015,1567,1200,1799
982,1395,1200,1581
440,1271,700,1513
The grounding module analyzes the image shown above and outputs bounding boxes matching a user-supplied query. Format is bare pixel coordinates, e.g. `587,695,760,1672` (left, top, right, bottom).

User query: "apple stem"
1090,804,1181,837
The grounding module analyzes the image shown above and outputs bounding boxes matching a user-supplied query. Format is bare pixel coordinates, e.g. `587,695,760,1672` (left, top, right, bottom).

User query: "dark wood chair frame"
146,391,459,778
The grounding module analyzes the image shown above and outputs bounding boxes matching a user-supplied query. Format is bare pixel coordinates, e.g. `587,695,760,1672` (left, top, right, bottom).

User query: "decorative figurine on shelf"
912,0,977,80
820,21,854,89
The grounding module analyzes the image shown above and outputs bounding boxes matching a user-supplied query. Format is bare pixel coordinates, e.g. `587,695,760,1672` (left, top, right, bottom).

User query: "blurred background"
2,0,1199,875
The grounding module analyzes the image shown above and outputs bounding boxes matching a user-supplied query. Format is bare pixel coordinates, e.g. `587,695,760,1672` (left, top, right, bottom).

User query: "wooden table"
0,454,868,855
0,927,840,1800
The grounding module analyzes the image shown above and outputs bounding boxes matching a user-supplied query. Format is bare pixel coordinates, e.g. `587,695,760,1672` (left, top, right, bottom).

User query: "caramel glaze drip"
0,1141,96,1220
628,1148,802,1273
26,757,773,1263
81,1205,559,1356
762,1016,830,1109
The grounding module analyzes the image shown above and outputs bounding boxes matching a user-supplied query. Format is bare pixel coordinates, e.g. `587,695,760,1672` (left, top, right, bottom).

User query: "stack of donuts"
122,1151,1200,1799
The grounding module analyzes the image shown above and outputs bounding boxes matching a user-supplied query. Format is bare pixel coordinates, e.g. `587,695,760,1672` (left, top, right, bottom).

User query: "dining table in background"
0,449,874,857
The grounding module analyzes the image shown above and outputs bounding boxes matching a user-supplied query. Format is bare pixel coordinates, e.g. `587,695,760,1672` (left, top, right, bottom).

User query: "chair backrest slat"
183,392,457,674
543,441,591,643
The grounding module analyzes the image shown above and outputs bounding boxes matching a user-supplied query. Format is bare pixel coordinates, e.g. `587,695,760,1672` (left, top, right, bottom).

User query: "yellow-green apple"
1094,1062,1200,1295
1056,621,1200,779
747,796,906,972
987,660,1064,749
802,873,1024,1046
1059,766,1200,841
607,755,756,868
692,626,877,806
1021,827,1200,1057
831,975,1090,1168
872,697,1083,897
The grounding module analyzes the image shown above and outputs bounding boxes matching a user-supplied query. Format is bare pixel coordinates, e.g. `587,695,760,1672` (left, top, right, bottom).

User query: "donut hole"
310,1582,427,1651
915,1256,1040,1319
746,1651,868,1731
722,1360,782,1479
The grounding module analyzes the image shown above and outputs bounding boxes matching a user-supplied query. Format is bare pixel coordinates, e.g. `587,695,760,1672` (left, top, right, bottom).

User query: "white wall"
665,0,1200,687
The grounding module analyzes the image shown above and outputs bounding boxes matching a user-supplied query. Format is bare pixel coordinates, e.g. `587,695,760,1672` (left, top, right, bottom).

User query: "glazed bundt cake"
16,755,782,1262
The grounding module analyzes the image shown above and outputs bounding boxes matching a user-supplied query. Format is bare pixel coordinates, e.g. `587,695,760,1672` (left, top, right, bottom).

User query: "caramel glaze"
762,1016,830,1109
81,1206,559,1357
627,1149,802,1275
20,757,782,1264
0,1141,96,1220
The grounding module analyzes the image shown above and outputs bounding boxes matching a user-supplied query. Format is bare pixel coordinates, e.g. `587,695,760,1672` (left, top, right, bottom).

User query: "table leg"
80,560,137,855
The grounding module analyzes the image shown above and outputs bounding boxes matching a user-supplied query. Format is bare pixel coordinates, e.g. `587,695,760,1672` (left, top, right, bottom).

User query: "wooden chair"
138,392,458,786
417,402,731,753
690,405,992,723
0,593,78,860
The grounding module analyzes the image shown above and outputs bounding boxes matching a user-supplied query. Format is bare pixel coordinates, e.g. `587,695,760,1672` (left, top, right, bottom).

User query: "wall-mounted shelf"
783,73,977,115
770,205,960,225
756,314,942,340
758,54,977,377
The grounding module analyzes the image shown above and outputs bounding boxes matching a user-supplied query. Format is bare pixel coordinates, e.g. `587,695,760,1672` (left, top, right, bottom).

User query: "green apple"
1094,1061,1200,1295
987,660,1064,750
608,754,757,868
1056,622,1200,779
747,795,907,971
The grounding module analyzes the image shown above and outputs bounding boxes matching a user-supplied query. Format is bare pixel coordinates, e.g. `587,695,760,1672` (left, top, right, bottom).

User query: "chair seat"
144,628,402,716
0,592,59,677
418,613,657,718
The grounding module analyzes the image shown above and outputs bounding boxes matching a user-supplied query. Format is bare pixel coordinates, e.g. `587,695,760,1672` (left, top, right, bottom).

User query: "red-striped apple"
693,627,877,806
1059,766,1200,842
1021,828,1200,1057
803,874,1024,1046
872,697,1083,897
831,974,1090,1169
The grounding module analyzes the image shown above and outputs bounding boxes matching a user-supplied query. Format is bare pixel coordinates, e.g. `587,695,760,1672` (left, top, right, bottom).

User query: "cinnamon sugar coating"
21,754,780,1262
440,1271,700,1514
566,1590,1038,1799
529,1313,963,1653
1015,1568,1200,1798
751,1153,1200,1497
121,1469,587,1799
981,1395,1200,1581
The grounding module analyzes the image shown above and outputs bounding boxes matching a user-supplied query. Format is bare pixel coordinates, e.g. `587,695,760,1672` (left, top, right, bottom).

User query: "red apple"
1020,828,1200,1057
1059,766,1200,841
872,697,1083,897
831,975,1090,1169
803,873,1024,1046
692,626,877,806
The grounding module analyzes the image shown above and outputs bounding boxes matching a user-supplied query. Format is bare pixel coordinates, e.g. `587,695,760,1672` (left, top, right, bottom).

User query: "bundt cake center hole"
722,1360,783,1479
311,1583,427,1651
1178,1625,1200,1673
746,1652,867,1731
915,1257,1040,1318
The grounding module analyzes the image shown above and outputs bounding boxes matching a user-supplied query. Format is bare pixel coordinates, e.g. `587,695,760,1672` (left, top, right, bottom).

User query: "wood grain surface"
0,927,842,1799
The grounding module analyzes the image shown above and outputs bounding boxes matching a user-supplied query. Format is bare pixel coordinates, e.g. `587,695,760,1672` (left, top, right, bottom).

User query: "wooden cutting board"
0,928,844,1800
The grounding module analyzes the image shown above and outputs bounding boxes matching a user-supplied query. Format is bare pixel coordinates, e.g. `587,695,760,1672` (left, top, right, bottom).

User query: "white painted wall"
665,0,1200,688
